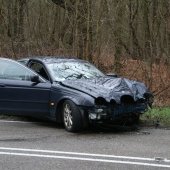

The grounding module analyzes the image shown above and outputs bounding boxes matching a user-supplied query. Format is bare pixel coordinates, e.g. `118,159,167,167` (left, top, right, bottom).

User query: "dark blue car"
0,57,153,132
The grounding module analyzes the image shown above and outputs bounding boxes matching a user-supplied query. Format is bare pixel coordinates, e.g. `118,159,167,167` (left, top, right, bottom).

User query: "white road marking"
0,151,170,168
0,147,155,161
0,147,170,164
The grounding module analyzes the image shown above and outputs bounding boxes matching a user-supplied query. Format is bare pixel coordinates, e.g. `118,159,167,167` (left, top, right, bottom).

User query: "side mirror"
31,75,40,83
107,73,118,78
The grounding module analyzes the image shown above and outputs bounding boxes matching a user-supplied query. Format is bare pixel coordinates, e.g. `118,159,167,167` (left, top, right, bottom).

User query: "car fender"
49,87,95,121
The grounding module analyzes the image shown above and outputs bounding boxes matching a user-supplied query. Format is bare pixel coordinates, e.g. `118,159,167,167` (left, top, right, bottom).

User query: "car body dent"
61,77,149,104
16,57,153,123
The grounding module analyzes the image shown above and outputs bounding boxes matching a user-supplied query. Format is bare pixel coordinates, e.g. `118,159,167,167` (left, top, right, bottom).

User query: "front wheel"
62,100,83,132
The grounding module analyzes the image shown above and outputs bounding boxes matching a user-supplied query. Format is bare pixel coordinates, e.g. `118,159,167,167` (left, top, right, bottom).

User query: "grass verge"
141,107,170,127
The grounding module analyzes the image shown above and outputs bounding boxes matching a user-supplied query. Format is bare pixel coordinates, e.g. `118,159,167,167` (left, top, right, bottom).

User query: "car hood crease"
61,77,148,103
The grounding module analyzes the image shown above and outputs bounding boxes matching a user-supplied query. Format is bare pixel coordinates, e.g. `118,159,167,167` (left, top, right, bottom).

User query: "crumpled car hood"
61,76,149,103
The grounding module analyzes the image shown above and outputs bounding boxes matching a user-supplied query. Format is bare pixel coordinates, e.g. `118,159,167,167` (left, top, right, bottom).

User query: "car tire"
62,100,83,132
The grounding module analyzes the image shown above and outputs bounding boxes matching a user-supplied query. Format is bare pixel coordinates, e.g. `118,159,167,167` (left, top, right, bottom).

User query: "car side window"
29,62,50,81
0,59,36,81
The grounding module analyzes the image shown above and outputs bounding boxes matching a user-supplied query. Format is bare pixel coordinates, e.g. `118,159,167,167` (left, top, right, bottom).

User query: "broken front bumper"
88,103,148,121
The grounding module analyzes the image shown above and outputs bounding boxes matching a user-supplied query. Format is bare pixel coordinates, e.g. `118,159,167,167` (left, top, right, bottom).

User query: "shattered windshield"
47,61,105,81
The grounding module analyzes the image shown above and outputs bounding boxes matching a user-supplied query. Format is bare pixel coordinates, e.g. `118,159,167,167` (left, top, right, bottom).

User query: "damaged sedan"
0,57,153,132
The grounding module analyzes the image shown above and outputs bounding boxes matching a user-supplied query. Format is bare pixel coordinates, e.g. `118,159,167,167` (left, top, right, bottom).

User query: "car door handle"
0,84,5,87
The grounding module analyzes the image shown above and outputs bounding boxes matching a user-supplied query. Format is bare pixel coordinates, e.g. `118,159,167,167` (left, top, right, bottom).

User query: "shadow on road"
0,115,143,134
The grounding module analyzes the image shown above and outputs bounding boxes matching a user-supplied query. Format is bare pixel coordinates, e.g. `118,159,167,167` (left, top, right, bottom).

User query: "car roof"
20,56,88,64
0,57,14,61
1,57,23,64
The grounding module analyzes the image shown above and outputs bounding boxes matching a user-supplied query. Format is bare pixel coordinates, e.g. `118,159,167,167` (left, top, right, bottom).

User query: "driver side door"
0,59,51,117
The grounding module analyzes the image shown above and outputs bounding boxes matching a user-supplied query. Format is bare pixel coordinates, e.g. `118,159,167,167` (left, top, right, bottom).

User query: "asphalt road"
0,117,170,170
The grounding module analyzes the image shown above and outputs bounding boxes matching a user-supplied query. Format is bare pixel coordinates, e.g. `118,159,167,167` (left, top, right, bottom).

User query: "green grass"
141,107,170,126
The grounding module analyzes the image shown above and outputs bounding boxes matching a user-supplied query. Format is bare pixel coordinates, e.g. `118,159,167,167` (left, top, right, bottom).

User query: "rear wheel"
62,100,83,132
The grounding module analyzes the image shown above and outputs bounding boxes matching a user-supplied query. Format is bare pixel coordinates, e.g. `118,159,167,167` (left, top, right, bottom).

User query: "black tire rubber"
62,100,83,132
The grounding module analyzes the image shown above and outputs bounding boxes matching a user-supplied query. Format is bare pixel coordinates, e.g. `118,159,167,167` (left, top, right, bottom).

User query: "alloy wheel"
63,103,73,129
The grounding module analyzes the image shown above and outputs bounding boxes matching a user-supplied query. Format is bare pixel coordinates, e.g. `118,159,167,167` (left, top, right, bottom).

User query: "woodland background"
0,0,169,106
